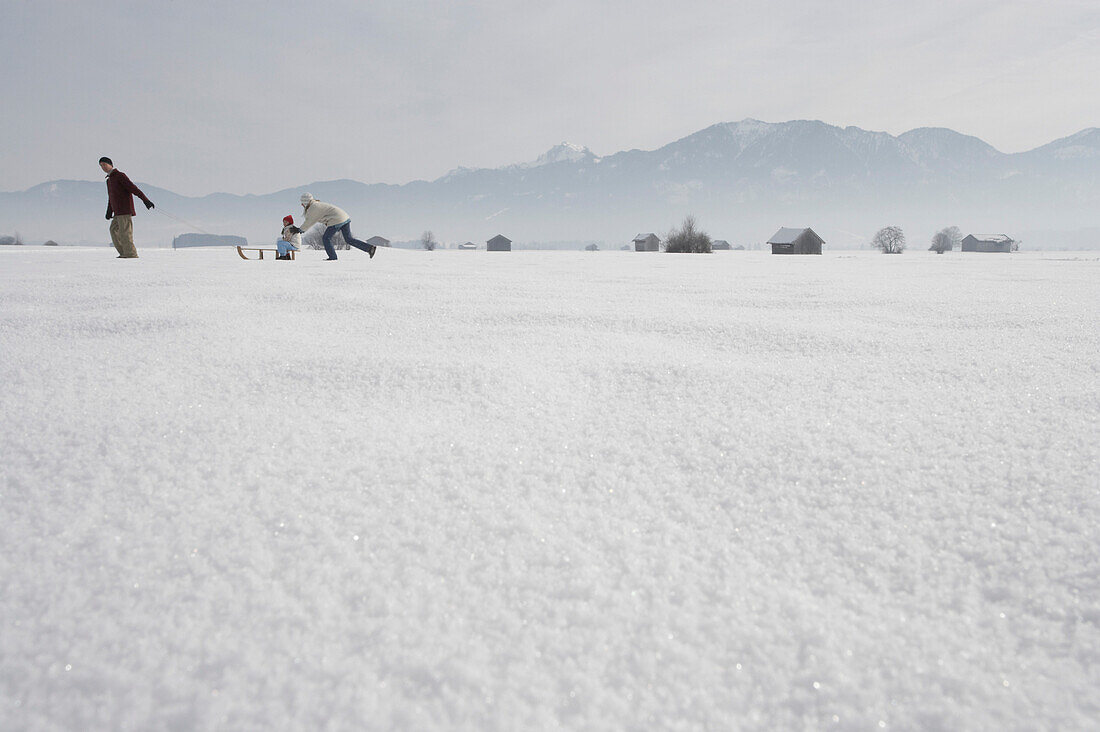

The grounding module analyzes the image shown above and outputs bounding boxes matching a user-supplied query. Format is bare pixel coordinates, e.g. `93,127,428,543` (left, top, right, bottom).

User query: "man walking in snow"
298,193,376,261
100,157,154,258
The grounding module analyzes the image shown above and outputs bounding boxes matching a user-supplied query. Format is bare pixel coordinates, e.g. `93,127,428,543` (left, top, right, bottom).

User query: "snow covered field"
1,246,1097,730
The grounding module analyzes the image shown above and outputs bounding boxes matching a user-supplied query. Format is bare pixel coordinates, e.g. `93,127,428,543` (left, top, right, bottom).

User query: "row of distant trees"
309,219,1004,255
657,218,979,255
663,218,962,255
404,218,717,253
872,225,1017,254
0,224,1016,253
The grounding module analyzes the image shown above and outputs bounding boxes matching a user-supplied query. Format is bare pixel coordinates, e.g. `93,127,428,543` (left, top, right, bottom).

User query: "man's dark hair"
99,157,113,166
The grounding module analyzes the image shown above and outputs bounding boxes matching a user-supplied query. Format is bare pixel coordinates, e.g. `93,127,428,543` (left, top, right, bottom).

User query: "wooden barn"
633,233,660,252
961,234,1014,253
711,239,731,250
458,241,477,250
366,236,390,248
768,227,823,255
487,234,512,251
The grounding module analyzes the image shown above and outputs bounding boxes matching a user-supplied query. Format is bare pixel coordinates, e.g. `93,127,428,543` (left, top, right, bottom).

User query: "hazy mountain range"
4,119,1099,249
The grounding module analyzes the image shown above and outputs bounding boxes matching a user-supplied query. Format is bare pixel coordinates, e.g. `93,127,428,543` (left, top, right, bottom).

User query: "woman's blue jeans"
322,220,373,259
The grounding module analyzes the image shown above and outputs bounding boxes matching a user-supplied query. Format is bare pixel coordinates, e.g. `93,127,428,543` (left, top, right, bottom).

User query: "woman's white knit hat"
300,192,315,206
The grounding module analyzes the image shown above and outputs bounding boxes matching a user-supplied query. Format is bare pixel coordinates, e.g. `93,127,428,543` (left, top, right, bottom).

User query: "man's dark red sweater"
106,169,151,217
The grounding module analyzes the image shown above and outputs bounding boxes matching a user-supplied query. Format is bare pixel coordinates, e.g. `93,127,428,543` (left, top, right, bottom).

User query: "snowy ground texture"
1,246,1098,730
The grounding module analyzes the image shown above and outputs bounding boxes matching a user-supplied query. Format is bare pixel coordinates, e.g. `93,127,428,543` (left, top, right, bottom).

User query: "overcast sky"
3,0,1098,196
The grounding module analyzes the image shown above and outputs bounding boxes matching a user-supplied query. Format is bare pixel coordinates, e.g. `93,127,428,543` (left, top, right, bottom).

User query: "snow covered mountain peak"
897,127,1001,162
722,118,775,134
711,118,779,143
522,142,597,168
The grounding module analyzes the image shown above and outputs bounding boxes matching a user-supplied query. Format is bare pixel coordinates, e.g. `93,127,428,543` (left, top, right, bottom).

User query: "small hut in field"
711,239,731,250
367,236,390,248
487,234,512,251
633,233,660,252
767,227,823,255
960,234,1014,253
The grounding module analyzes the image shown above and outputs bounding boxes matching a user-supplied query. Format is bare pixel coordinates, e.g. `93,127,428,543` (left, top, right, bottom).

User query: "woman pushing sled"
298,193,377,261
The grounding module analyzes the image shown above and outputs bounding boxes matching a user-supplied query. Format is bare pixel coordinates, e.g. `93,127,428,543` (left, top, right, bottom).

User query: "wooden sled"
237,246,297,260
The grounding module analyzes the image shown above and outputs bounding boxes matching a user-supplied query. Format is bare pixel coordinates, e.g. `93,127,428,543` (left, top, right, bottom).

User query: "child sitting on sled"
277,215,302,260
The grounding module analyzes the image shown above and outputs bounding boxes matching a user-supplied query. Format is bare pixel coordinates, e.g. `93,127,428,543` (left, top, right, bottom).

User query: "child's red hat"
283,215,294,225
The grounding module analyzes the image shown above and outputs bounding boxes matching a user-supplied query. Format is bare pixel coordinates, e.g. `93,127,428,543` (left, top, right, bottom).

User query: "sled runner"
237,246,297,260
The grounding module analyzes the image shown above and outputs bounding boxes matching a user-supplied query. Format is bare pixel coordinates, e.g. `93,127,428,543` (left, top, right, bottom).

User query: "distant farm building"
366,236,390,248
711,239,731,250
961,234,1015,253
732,244,746,250
44,240,59,246
633,233,660,252
487,234,512,251
768,227,823,255
458,242,477,250
173,233,247,248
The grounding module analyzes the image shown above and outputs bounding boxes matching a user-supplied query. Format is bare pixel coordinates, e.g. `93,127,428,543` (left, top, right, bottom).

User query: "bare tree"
930,226,961,253
943,226,961,249
665,215,712,253
302,226,348,250
302,227,324,250
872,226,906,254
420,230,437,251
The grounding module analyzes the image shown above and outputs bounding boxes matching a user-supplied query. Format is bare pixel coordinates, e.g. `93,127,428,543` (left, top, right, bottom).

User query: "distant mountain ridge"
3,119,1099,248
